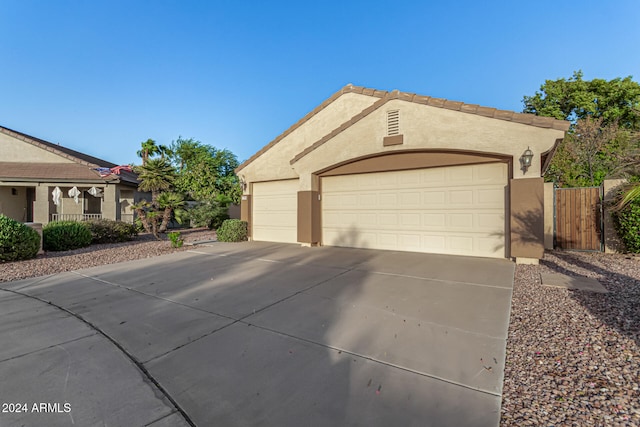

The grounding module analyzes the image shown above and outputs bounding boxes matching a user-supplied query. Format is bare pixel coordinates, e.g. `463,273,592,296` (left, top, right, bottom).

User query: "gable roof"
236,84,571,172
0,125,138,184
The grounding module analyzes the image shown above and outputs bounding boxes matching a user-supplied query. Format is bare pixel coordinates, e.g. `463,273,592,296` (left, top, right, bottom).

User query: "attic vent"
387,110,400,136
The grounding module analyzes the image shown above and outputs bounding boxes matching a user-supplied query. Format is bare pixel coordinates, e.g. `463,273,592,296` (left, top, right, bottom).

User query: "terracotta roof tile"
443,100,464,111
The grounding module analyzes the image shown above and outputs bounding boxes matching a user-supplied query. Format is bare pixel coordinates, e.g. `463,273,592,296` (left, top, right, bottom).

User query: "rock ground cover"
502,251,640,426
0,228,214,283
1,236,638,426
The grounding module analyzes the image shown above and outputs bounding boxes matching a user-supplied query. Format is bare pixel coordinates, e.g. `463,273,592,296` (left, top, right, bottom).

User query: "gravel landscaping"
0,228,215,283
502,251,640,426
1,235,638,426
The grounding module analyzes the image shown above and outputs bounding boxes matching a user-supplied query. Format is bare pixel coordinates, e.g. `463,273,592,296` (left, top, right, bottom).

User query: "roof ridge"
236,84,570,173
290,88,570,164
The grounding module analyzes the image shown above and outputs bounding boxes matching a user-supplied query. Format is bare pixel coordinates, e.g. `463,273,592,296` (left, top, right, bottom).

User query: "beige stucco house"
236,84,570,262
0,125,142,225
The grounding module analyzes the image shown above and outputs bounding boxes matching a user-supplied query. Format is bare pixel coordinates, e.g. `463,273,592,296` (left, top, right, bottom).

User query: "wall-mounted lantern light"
520,147,534,174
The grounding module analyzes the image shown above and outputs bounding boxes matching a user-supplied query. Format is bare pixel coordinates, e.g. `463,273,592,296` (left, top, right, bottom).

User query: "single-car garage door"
322,163,507,258
252,179,298,243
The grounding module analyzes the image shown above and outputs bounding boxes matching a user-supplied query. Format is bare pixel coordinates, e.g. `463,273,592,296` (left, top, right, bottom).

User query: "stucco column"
240,194,252,239
297,190,320,245
296,173,320,245
510,177,545,262
33,185,50,224
543,182,554,250
103,184,117,221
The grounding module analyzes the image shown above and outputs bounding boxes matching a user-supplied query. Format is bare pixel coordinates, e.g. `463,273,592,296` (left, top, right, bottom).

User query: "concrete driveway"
1,242,514,427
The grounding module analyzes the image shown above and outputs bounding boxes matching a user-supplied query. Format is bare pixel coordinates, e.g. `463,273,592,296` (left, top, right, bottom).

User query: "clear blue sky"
1,1,639,165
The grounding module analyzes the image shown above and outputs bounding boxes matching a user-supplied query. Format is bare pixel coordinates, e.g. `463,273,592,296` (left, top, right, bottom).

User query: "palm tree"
617,185,640,210
133,158,178,238
131,200,152,234
157,144,173,160
135,158,176,203
136,139,160,165
157,192,186,233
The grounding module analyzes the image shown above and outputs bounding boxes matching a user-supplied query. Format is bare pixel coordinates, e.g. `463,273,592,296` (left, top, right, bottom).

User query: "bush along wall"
43,221,93,251
0,215,40,261
86,219,138,244
216,219,248,242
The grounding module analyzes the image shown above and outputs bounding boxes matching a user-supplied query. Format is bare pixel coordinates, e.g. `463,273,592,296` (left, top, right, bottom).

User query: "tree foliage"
133,137,241,237
523,71,640,130
545,117,631,187
135,157,176,201
170,137,241,204
524,71,640,187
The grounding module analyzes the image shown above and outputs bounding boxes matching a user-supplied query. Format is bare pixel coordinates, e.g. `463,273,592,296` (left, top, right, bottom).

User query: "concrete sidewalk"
1,242,514,426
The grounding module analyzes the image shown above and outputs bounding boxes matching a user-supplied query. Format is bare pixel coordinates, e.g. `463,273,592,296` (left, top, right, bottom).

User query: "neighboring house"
236,84,570,262
0,125,143,224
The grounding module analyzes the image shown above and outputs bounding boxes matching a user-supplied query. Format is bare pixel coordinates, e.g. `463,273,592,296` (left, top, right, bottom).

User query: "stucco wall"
0,133,73,163
239,92,377,185
543,182,555,250
291,99,565,190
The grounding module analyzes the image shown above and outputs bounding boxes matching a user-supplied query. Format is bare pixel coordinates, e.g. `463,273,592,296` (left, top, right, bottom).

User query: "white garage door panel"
252,179,298,243
322,163,507,258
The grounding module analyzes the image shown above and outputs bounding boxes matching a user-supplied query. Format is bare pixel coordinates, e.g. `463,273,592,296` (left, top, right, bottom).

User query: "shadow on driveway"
1,241,514,427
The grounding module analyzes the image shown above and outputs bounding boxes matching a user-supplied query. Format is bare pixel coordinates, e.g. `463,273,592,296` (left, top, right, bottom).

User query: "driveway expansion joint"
0,286,196,427
144,264,359,363
237,320,503,398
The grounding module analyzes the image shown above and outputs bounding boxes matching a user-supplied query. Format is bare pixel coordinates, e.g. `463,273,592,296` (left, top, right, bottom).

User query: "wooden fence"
555,186,602,251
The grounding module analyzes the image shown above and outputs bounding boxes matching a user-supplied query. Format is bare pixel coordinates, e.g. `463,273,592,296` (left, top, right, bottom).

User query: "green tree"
170,137,241,204
523,71,640,129
524,71,640,187
546,117,629,187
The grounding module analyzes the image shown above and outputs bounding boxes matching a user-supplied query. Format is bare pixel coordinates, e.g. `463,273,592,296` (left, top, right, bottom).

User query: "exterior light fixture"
520,147,534,173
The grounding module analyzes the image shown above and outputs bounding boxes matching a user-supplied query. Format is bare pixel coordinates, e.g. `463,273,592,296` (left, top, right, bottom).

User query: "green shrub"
216,219,248,242
188,201,229,230
43,221,92,251
0,215,40,262
613,197,640,253
168,231,184,248
86,219,138,244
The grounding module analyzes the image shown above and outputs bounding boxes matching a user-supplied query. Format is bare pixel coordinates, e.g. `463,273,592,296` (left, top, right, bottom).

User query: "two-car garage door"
321,163,507,258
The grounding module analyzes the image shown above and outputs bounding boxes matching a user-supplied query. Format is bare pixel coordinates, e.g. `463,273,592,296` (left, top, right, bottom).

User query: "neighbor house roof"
0,162,113,182
236,84,571,172
0,125,138,185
